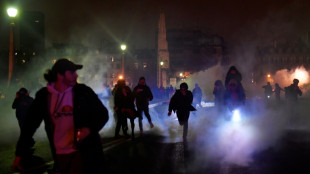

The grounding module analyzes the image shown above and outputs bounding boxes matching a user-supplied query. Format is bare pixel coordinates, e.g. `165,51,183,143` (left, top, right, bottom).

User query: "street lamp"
120,44,126,76
7,7,18,87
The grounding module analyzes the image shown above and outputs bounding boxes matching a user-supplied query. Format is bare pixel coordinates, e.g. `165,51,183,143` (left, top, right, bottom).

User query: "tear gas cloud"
273,66,310,94
162,64,310,168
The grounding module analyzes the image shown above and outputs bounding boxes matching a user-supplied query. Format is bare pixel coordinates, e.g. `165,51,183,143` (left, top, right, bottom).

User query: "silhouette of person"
274,83,284,102
12,88,34,129
133,77,154,135
114,79,137,139
262,82,273,99
213,80,225,110
192,83,203,108
168,82,196,142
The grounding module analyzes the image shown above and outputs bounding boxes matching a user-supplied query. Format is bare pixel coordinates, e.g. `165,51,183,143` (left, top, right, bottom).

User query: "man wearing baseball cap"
12,58,109,173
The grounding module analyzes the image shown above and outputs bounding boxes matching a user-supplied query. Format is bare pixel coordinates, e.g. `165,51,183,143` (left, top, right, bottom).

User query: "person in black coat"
192,83,202,108
12,88,34,129
114,79,137,139
168,83,196,142
225,66,242,89
213,80,225,110
133,77,154,135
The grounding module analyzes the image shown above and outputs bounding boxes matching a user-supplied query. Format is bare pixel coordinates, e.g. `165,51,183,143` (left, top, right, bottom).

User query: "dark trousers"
176,110,190,137
137,105,152,131
123,111,136,139
115,111,128,136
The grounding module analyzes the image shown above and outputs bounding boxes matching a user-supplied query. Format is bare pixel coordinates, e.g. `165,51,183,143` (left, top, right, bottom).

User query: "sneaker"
150,122,154,128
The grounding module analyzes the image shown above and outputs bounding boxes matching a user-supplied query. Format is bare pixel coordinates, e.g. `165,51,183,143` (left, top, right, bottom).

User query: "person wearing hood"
225,66,242,89
12,58,109,174
12,88,34,129
168,82,196,142
133,77,154,135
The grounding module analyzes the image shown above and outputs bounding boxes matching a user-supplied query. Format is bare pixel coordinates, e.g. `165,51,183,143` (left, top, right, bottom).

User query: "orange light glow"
267,74,271,78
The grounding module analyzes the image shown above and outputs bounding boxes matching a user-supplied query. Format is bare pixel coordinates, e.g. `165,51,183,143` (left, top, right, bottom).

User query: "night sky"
1,0,310,50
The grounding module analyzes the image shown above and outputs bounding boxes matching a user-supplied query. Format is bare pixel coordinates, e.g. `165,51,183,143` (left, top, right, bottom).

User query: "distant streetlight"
120,44,127,76
267,74,271,78
7,8,18,17
7,7,18,87
121,44,127,51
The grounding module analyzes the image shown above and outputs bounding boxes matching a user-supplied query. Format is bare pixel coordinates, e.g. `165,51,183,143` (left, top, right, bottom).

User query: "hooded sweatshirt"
47,83,76,154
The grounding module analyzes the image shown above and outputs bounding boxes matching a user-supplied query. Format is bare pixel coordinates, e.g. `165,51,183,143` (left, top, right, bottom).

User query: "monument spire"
157,12,170,88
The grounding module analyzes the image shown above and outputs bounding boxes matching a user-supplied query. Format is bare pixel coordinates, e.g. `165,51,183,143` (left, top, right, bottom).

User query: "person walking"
168,82,196,142
285,79,302,125
262,82,273,99
213,80,225,110
12,58,109,174
192,83,202,108
133,77,154,135
114,79,137,139
274,83,284,102
12,88,34,129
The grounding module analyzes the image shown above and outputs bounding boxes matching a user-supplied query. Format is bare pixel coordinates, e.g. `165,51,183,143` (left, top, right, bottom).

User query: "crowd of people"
10,58,304,173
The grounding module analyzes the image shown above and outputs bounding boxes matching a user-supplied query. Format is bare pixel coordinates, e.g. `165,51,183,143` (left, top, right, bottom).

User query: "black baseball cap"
52,58,83,74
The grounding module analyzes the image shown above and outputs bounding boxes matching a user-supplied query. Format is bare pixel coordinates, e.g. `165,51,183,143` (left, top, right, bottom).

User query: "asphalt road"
1,98,310,174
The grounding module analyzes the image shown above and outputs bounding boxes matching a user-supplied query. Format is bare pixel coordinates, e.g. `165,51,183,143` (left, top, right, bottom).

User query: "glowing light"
267,95,270,98
232,109,241,122
293,68,309,85
7,8,18,17
267,74,271,78
119,75,123,79
120,44,127,51
179,73,183,77
160,61,164,66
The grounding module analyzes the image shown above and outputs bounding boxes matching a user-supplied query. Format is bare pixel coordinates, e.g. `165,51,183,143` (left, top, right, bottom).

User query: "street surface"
1,98,310,174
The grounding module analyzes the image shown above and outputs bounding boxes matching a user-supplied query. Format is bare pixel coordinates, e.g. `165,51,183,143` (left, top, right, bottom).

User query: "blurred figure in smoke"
213,80,225,110
12,88,34,129
168,85,175,98
285,79,302,102
274,83,284,102
285,79,302,124
224,78,246,111
225,66,242,89
12,88,35,160
133,77,154,135
192,83,203,108
168,82,196,142
262,82,273,99
12,59,109,174
114,79,137,139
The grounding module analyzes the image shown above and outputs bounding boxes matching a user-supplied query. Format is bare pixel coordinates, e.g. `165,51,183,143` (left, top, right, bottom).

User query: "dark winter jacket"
285,84,302,101
169,89,195,113
114,85,135,110
15,83,109,173
12,95,34,123
133,84,153,107
225,66,242,89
